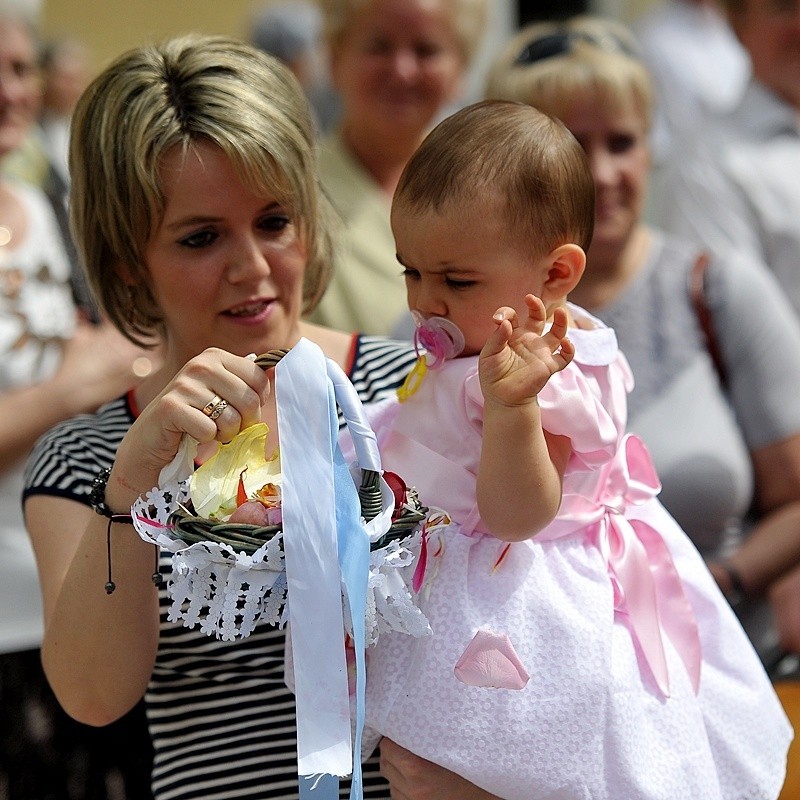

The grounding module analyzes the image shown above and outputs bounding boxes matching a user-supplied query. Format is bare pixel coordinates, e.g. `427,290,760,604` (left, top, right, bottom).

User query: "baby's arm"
476,295,573,542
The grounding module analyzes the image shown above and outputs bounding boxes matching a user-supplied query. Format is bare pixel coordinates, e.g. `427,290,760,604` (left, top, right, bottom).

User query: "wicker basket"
166,349,427,556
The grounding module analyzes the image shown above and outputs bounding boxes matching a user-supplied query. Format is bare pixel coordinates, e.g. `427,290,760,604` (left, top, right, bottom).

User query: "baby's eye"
401,267,420,280
445,277,475,289
179,229,217,249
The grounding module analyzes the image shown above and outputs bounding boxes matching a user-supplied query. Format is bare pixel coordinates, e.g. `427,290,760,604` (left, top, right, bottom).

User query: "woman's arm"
380,738,500,800
26,347,271,725
27,495,161,724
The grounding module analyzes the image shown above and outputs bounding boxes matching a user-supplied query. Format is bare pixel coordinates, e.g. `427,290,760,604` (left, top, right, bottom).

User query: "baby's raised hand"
479,295,574,407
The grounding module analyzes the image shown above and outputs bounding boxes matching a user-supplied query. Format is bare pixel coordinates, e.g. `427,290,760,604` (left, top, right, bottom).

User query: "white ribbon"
277,339,353,779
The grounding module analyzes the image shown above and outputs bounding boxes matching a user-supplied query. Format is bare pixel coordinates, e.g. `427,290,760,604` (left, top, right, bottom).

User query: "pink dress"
359,307,791,800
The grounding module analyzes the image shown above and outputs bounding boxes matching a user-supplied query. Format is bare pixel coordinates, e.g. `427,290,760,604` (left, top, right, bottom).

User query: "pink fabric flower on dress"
454,629,530,690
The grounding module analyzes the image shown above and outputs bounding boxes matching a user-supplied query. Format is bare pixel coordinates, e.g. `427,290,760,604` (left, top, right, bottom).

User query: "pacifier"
411,311,465,368
397,312,465,403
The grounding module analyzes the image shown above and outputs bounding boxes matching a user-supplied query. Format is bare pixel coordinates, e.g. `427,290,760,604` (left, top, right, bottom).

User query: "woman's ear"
541,243,585,301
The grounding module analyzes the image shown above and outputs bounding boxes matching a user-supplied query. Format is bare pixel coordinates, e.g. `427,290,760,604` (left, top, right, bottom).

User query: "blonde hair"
486,15,654,134
70,33,335,345
394,100,594,254
319,0,488,64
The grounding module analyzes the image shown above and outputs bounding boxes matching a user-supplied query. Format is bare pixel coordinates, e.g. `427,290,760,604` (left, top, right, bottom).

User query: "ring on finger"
208,399,228,420
202,394,225,418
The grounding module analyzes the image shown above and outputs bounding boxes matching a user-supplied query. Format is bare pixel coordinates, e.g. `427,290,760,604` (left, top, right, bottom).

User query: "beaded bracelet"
90,465,162,594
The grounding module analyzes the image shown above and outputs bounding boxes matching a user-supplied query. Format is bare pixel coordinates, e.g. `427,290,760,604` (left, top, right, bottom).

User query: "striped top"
23,335,417,800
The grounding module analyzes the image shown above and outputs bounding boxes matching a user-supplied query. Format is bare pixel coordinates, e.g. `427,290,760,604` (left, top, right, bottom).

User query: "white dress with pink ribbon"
358,306,791,800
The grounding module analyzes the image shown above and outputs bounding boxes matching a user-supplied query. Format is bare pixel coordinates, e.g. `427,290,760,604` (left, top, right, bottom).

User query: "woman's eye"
259,214,291,232
401,268,420,280
179,230,217,248
608,134,637,154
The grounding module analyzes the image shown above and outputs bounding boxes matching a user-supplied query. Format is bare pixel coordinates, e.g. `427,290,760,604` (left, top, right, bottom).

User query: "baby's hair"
394,99,594,255
485,15,654,135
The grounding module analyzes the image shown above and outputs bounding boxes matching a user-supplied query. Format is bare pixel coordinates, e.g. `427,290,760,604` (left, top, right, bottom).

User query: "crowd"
1,0,798,798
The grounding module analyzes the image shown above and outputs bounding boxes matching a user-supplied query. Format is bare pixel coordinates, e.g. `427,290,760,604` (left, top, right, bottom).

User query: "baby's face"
391,201,551,357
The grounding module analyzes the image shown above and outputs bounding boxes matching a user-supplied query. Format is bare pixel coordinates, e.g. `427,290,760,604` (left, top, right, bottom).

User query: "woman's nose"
227,235,270,282
587,148,616,188
389,48,419,82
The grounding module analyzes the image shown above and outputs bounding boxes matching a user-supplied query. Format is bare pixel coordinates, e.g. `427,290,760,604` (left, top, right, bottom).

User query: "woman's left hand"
379,738,500,800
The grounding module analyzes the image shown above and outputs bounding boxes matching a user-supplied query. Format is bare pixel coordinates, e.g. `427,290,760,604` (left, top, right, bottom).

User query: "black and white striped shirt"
24,335,417,800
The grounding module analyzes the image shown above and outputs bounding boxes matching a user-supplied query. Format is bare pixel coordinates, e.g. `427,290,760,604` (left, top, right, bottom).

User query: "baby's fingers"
523,294,547,334
555,335,575,370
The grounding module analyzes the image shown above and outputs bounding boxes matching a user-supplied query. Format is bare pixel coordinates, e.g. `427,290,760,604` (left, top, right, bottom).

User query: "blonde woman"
307,0,487,336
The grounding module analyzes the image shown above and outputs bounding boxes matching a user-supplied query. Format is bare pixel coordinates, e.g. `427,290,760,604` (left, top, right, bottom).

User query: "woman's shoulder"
23,394,134,503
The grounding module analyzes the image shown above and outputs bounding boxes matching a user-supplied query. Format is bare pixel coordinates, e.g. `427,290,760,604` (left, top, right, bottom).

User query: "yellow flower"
189,423,281,520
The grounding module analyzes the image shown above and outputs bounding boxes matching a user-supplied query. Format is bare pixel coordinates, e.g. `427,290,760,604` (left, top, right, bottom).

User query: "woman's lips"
223,299,274,325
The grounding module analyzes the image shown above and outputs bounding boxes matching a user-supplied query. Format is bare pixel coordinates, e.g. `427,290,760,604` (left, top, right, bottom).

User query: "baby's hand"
479,295,574,407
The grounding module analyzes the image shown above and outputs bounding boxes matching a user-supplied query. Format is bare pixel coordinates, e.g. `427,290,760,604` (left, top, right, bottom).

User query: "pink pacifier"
411,310,465,368
397,312,465,402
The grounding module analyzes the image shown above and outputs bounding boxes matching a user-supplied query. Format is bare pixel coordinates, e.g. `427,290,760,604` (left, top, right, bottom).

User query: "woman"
0,9,154,797
485,15,800,669
22,34,423,800
307,0,487,336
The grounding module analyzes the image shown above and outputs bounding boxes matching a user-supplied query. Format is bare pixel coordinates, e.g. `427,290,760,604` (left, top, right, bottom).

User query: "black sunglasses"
514,29,638,66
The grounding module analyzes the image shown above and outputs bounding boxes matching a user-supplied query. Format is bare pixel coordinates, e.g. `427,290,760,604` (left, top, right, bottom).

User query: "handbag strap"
689,252,728,387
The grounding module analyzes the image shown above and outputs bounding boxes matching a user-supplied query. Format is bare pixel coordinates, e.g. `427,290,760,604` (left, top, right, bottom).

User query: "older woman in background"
307,0,487,336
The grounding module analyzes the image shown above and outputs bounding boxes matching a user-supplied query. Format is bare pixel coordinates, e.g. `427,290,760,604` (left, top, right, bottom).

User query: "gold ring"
208,400,228,420
202,394,224,417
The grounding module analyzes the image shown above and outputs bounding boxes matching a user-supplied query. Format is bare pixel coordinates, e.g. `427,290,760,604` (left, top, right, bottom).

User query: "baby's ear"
542,243,585,301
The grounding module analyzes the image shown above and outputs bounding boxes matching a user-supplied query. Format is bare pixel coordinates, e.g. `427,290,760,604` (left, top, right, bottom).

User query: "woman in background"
0,6,155,798
307,0,487,336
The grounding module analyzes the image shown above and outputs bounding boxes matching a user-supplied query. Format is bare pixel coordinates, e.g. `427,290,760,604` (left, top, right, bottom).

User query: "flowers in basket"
132,420,440,643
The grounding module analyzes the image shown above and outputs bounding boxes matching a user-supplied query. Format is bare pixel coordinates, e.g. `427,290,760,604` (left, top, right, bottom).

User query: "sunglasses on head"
514,29,638,66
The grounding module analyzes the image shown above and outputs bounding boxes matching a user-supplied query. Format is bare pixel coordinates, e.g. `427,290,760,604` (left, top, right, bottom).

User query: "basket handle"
254,348,385,522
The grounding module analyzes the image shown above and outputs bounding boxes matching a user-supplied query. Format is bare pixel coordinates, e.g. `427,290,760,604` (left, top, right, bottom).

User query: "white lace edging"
132,478,443,643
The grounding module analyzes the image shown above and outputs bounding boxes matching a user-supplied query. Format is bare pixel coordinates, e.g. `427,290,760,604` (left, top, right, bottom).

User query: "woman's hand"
107,347,271,513
379,738,501,800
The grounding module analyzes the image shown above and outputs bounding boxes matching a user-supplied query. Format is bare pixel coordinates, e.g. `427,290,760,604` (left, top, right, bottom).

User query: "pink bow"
551,434,701,697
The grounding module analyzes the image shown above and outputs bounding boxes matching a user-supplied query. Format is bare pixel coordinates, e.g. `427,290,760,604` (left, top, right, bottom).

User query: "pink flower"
454,629,530,690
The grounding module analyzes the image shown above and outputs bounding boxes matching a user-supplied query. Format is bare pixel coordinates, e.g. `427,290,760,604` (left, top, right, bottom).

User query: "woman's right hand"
379,738,501,800
106,347,271,514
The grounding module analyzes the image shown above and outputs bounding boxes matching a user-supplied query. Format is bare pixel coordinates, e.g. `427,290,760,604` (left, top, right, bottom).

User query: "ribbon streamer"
545,434,702,696
278,339,378,799
278,340,353,785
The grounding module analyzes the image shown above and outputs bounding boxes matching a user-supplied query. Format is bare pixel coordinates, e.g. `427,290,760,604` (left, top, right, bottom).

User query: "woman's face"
142,140,307,369
331,0,465,141
0,18,41,159
557,94,650,254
